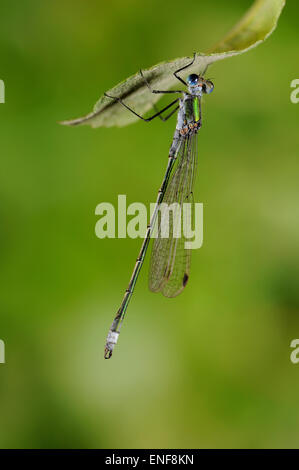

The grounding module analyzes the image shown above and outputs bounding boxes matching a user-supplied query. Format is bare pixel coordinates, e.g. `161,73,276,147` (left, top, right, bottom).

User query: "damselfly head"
187,74,214,95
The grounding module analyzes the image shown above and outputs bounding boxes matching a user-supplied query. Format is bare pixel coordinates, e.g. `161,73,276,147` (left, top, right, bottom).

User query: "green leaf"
60,0,285,129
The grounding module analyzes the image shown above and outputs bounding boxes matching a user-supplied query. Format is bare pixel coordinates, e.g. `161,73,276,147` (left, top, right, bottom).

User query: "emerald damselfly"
104,55,214,358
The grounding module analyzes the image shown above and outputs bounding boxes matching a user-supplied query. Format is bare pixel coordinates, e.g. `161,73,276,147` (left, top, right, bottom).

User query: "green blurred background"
0,0,298,449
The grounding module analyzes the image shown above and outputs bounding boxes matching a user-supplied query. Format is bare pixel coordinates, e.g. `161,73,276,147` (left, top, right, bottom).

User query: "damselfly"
104,54,214,359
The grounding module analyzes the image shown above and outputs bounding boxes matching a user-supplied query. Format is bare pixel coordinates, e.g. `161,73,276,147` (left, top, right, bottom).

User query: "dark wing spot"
183,273,189,287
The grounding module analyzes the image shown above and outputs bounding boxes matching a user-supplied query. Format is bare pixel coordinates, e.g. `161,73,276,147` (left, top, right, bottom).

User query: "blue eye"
186,74,199,86
203,80,214,94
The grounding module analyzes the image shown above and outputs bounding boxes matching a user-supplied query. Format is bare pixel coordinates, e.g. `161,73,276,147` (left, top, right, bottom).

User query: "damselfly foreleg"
104,93,179,122
173,52,196,86
139,69,182,121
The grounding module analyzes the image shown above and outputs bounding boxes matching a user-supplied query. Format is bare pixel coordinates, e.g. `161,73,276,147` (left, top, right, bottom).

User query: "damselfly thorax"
169,74,213,157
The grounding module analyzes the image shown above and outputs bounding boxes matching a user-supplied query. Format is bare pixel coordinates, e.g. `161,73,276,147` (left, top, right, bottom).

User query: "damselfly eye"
203,80,214,94
186,74,199,86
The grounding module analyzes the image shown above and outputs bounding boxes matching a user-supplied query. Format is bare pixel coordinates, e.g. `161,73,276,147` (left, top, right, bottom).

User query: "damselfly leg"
104,93,180,122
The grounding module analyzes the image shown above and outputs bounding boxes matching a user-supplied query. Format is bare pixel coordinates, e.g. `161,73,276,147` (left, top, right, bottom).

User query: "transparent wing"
149,131,198,298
